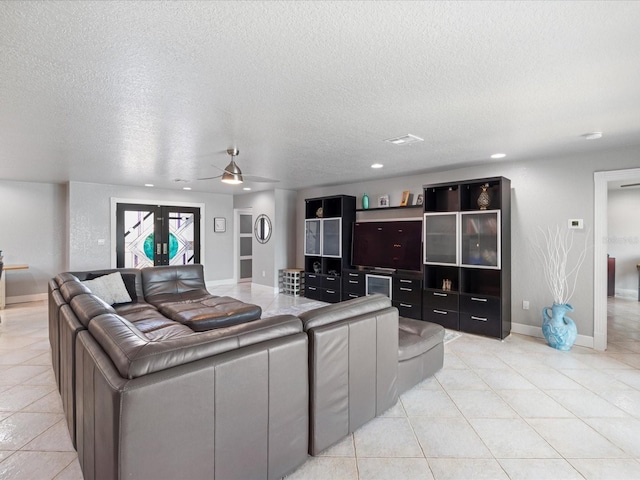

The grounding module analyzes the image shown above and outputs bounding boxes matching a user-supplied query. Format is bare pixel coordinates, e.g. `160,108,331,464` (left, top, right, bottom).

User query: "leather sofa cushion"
60,281,91,302
141,264,207,298
398,318,445,362
70,294,116,328
299,294,392,331
145,289,213,309
89,313,302,379
55,272,80,288
160,296,262,331
113,302,158,316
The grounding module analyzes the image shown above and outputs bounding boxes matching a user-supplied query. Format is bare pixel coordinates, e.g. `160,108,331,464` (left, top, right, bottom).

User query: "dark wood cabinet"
423,177,511,339
304,195,356,303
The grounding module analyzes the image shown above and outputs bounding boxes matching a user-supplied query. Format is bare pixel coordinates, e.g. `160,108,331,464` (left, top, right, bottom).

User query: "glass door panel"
305,219,322,256
424,212,459,265
239,213,252,282
118,206,156,268
322,218,342,257
460,211,500,268
166,209,199,265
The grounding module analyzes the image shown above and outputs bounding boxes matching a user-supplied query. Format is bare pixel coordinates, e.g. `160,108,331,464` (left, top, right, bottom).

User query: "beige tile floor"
0,287,639,479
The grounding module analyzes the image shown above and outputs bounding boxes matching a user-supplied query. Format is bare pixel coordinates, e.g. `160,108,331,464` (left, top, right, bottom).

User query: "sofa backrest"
70,294,116,328
59,280,91,303
141,264,206,299
89,312,303,379
298,293,392,330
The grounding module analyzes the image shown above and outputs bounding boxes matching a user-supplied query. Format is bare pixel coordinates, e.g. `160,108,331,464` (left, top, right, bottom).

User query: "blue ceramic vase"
542,303,577,351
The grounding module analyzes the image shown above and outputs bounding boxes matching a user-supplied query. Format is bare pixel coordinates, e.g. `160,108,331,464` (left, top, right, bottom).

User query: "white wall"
296,144,640,341
0,179,67,301
68,182,234,283
608,188,640,298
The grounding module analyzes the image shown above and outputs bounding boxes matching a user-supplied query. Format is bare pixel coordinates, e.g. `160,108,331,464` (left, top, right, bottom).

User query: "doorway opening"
593,167,640,350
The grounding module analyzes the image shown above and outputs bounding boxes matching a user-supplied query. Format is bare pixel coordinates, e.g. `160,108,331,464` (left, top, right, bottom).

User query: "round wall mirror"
254,214,272,244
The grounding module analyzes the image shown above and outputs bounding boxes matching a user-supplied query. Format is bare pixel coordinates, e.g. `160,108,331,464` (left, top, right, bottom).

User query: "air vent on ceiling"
384,134,424,146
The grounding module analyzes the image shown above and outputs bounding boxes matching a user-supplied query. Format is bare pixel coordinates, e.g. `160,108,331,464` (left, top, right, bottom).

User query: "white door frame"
593,167,640,350
234,208,253,283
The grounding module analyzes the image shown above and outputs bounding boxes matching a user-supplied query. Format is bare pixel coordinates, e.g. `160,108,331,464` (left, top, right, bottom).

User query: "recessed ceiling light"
243,187,252,191
384,134,424,146
144,184,154,187
371,163,384,169
581,132,603,140
183,187,192,191
491,153,506,159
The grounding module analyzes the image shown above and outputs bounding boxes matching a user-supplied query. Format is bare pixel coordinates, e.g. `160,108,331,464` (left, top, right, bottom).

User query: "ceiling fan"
197,148,279,184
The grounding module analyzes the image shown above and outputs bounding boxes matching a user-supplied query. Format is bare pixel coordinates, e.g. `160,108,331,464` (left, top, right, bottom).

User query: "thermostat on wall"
568,219,584,229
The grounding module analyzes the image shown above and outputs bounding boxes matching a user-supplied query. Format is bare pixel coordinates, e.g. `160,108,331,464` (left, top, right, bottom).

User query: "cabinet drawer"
393,281,422,303
423,289,459,311
459,313,500,338
393,301,422,321
305,285,323,301
323,287,341,303
460,294,500,317
343,291,365,301
323,275,341,288
343,275,365,295
424,308,459,330
305,273,323,287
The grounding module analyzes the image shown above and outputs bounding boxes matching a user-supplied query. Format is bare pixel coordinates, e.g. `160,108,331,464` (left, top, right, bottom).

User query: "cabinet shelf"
356,205,423,212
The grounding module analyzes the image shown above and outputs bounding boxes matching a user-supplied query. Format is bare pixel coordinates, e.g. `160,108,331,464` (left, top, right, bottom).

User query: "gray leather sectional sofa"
48,264,444,480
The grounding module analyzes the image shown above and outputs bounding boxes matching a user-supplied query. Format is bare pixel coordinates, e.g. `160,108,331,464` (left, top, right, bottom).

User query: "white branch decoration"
532,225,590,305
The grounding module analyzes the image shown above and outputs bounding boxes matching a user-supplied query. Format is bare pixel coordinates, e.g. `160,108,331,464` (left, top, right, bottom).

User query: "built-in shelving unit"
304,195,356,303
423,177,511,339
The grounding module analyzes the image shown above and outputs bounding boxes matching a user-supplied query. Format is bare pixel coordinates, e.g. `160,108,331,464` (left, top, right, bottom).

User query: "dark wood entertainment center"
303,176,511,339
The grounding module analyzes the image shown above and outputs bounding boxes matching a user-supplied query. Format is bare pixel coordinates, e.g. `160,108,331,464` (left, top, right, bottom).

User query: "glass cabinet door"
460,211,500,268
321,218,342,257
305,219,322,256
424,212,459,265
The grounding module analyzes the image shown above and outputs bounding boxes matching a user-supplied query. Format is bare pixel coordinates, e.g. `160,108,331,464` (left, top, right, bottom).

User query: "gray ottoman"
398,317,445,394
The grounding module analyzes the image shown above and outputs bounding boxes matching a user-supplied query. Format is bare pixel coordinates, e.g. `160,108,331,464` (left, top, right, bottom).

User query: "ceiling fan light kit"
221,148,244,184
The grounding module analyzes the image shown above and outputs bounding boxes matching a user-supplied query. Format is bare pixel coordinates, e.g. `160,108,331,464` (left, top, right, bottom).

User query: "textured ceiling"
1,1,640,193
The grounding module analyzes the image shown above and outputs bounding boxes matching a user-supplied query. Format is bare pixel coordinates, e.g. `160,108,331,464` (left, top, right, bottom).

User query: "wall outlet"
262,270,266,277
97,239,105,246
522,300,530,310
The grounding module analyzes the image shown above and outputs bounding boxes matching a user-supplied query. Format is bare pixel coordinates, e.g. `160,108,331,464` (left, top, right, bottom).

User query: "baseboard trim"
205,278,236,287
6,293,48,305
511,322,594,349
614,289,637,300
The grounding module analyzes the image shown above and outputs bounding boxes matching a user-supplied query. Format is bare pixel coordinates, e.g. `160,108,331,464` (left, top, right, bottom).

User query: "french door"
116,203,201,268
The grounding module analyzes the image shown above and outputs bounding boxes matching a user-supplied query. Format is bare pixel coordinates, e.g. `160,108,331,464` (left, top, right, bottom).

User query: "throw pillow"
82,272,132,305
86,272,137,303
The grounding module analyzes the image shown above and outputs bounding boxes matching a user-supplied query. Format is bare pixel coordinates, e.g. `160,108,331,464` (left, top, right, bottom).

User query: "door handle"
163,243,168,255
156,244,162,255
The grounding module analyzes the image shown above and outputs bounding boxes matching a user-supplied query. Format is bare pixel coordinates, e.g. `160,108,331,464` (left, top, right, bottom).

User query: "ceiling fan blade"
197,174,223,180
242,175,280,183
